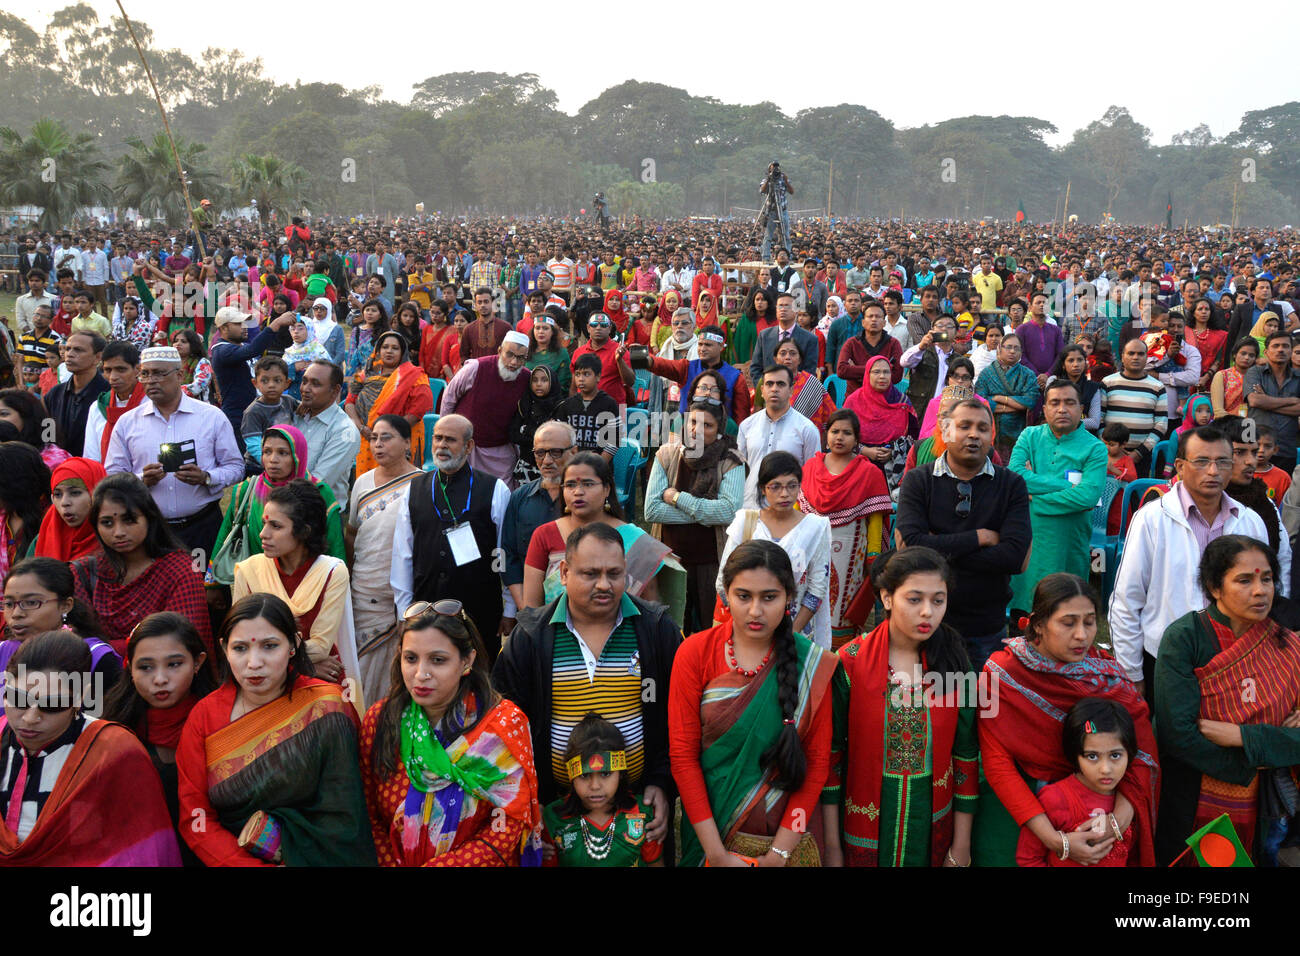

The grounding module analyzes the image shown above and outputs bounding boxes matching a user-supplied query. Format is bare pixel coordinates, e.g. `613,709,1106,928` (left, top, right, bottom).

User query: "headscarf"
251,424,310,502
603,289,628,334
1176,394,1213,436
845,355,913,444
308,296,337,346
695,290,720,329
516,364,562,435
1250,311,1279,352
657,289,682,323
818,295,845,335
34,458,107,562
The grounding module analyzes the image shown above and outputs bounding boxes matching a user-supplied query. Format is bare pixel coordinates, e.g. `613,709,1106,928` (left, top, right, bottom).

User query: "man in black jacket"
1222,277,1294,367
492,522,681,842
895,398,1032,669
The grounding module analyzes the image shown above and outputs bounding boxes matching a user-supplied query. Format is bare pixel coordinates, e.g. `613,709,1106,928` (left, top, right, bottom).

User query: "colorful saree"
977,638,1159,866
678,630,837,867
1192,612,1300,859
352,358,432,477
206,424,346,586
0,718,181,866
360,695,543,867
179,678,376,866
827,621,980,866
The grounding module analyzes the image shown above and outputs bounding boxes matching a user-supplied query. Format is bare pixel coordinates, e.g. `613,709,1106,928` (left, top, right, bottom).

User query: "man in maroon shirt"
460,287,512,360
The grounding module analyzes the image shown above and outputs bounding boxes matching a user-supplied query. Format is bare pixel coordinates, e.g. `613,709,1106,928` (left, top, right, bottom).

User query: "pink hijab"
845,355,913,444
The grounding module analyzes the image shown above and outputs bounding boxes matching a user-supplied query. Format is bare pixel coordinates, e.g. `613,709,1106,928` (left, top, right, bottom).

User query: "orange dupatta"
354,361,432,477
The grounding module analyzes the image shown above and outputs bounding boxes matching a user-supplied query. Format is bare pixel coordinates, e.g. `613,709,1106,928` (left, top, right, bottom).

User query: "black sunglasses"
955,480,973,519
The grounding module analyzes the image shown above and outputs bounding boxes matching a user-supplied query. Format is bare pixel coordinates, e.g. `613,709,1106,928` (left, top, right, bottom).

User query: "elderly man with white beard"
390,413,513,659
441,330,533,485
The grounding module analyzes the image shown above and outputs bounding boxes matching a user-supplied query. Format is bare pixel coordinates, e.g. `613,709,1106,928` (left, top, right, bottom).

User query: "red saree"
981,637,1160,866
0,718,181,866
1193,612,1300,857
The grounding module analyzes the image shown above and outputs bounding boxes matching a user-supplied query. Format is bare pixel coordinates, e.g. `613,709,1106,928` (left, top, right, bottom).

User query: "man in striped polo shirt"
493,522,682,845
1101,337,1169,475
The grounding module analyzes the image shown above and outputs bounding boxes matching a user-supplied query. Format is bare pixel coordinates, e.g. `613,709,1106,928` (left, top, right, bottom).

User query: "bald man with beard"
441,331,533,484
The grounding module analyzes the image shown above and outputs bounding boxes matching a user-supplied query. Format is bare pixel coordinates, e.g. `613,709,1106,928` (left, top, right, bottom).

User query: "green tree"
230,153,309,226
0,118,110,229
116,132,223,226
411,72,554,116
1068,106,1151,218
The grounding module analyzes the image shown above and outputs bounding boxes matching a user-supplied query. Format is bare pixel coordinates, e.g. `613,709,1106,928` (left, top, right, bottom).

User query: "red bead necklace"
727,636,773,677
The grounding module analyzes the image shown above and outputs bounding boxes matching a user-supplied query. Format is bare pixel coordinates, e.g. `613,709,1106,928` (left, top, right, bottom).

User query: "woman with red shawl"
975,573,1159,866
823,548,979,867
799,409,893,649
34,458,106,562
843,355,917,491
603,289,648,346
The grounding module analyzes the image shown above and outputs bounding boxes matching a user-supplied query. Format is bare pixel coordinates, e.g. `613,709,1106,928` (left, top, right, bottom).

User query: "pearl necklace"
580,815,615,860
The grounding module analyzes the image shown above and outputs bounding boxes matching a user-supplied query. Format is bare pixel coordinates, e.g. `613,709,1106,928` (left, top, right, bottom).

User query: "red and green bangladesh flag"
1015,201,1026,223
1184,813,1252,867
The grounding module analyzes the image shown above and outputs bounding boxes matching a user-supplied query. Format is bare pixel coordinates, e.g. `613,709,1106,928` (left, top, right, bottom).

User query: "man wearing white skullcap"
104,344,246,554
441,330,533,484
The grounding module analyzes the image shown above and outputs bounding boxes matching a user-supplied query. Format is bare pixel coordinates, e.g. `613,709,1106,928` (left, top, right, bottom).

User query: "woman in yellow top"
232,479,361,704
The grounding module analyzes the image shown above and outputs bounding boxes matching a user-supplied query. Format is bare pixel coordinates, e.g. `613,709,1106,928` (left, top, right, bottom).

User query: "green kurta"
1007,423,1108,612
727,315,758,370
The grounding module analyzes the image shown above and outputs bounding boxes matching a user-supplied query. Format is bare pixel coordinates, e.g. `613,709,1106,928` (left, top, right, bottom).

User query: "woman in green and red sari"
669,540,837,867
1155,535,1300,866
822,548,979,867
346,330,432,479
176,593,376,866
976,573,1159,866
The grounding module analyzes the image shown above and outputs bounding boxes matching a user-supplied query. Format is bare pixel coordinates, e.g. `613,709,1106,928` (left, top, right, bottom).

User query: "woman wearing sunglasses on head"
0,630,181,866
359,599,543,866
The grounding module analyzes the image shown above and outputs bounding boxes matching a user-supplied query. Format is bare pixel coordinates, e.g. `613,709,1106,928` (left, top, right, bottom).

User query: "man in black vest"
390,413,511,658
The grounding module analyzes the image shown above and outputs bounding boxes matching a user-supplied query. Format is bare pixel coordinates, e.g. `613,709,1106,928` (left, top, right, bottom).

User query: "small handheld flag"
1177,813,1252,867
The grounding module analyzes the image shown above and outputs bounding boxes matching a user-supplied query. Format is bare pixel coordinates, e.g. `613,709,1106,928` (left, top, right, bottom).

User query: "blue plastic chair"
624,406,652,451
1118,478,1165,541
824,374,848,407
1089,476,1123,602
421,413,440,471
1149,436,1177,479
612,442,639,514
632,369,653,408
429,378,447,413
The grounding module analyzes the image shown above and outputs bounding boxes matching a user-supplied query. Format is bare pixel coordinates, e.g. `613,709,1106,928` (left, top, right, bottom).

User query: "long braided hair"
721,539,805,792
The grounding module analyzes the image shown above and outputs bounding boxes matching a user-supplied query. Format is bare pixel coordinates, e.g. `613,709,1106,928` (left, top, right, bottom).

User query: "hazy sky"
15,0,1294,146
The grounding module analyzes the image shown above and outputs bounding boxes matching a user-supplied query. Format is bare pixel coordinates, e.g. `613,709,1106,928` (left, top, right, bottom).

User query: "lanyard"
432,468,472,523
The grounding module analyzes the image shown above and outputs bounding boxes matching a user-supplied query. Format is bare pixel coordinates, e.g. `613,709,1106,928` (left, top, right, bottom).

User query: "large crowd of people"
0,211,1297,868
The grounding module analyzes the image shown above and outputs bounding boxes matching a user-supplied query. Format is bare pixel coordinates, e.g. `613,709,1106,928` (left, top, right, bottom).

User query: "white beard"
498,359,522,381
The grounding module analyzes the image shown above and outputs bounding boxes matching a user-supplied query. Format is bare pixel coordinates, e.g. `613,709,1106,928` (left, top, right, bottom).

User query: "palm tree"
116,133,224,227
0,119,111,230
231,153,309,227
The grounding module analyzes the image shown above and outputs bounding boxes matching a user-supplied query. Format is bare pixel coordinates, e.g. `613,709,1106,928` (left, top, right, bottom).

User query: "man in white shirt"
546,243,574,302
737,365,820,507
1108,426,1269,699
881,290,910,350
14,270,55,336
83,341,143,463
80,238,110,314
658,251,694,296
104,345,245,553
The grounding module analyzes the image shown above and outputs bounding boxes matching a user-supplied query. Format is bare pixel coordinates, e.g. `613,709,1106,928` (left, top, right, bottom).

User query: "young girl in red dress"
1015,697,1136,867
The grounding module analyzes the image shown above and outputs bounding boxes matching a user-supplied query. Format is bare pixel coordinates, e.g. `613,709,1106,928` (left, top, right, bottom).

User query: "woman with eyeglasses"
177,593,376,866
522,453,674,611
231,479,360,694
0,557,122,700
0,630,181,866
348,414,421,708
685,369,741,437
716,451,832,649
974,332,1039,462
359,600,542,866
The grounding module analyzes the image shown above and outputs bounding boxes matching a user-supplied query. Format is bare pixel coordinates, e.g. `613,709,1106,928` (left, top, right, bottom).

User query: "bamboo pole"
1061,180,1071,234
826,159,833,219
1231,181,1239,238
114,0,205,261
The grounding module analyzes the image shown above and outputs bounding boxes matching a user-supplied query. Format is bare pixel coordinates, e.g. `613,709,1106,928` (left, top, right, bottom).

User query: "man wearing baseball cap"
209,305,296,454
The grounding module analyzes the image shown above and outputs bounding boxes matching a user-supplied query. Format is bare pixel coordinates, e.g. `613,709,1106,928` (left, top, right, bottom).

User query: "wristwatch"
202,471,211,487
